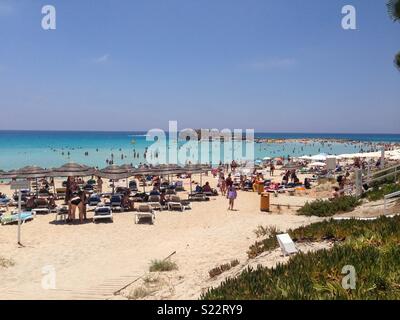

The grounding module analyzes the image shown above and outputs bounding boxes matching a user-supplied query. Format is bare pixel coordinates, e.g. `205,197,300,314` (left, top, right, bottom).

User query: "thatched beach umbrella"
51,162,95,177
0,170,15,181
13,166,52,196
0,170,18,180
97,165,133,194
119,164,134,172
50,163,97,198
152,164,186,181
97,165,133,180
14,166,50,179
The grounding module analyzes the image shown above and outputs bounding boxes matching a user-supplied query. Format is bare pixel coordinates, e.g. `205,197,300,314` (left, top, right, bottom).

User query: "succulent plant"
297,196,361,217
204,216,400,300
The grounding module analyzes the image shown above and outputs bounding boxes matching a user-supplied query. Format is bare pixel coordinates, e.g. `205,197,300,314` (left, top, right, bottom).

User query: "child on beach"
227,185,237,211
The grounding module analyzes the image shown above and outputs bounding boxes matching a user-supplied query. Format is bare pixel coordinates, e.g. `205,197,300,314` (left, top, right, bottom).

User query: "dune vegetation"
203,216,400,300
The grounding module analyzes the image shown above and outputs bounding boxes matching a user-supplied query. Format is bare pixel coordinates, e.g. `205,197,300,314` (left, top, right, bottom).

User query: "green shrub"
205,216,400,300
370,167,400,187
209,266,224,278
248,216,400,258
254,225,280,238
220,263,231,272
248,227,281,258
209,260,241,278
149,259,178,272
230,259,240,268
362,183,400,202
202,244,400,300
297,196,360,217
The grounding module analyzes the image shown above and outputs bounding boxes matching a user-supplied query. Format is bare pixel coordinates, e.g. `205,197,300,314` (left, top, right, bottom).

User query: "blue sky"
0,0,399,133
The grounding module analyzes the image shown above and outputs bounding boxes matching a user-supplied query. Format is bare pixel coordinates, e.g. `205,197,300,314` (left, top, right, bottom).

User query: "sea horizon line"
0,130,400,136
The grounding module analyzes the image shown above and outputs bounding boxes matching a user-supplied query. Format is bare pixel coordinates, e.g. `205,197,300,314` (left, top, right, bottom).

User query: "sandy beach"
0,173,325,300
1,0,399,305
2,152,400,300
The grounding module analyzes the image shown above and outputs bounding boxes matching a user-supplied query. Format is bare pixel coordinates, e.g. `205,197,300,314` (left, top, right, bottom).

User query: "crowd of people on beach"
3,147,399,226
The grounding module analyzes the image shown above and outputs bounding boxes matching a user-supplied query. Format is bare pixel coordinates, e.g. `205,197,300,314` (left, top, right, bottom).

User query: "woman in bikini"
69,191,82,222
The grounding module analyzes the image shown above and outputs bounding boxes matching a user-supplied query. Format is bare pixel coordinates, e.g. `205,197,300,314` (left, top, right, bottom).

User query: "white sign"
277,233,298,256
10,180,30,190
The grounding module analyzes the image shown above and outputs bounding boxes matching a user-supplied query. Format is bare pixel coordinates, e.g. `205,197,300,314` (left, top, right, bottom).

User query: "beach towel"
1,212,33,225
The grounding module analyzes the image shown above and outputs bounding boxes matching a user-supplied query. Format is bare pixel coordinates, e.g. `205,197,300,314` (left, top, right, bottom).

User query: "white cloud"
93,54,110,64
243,58,297,71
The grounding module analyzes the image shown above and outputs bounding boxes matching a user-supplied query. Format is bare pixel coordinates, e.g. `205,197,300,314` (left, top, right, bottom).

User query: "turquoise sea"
0,131,399,171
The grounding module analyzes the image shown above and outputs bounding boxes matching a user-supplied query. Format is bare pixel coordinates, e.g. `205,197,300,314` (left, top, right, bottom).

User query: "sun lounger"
1,212,34,225
148,195,162,211
110,194,123,212
188,193,210,202
38,191,52,198
82,185,94,194
0,199,9,211
165,189,176,196
32,207,50,215
203,189,218,196
276,233,298,257
135,204,155,224
56,188,66,199
93,206,113,222
32,198,50,213
55,206,69,222
168,196,191,211
88,194,101,207
129,181,138,192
